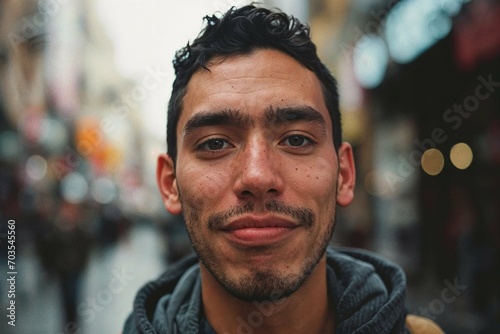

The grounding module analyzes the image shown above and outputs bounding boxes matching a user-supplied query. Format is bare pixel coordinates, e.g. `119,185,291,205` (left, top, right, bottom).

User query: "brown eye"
287,135,305,146
207,139,225,150
197,138,231,152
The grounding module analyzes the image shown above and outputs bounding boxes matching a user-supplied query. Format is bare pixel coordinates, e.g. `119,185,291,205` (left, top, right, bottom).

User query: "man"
124,5,443,334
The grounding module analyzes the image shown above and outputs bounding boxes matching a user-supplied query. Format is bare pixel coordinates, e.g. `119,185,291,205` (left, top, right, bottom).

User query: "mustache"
207,200,315,230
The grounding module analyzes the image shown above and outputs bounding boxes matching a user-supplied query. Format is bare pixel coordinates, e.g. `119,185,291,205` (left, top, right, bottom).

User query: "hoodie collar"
124,247,409,334
326,248,409,334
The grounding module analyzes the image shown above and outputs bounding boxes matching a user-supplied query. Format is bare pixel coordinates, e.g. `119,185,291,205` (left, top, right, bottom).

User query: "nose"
233,135,284,201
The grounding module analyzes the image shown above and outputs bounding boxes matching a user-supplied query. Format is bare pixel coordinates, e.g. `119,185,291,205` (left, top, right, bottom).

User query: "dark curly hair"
167,5,341,162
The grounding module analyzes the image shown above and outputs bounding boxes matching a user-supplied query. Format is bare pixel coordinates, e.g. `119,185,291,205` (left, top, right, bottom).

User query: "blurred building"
0,0,155,223
0,0,154,331
0,0,47,231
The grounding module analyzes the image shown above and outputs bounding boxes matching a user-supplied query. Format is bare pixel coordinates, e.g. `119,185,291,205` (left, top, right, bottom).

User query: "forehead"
178,49,331,131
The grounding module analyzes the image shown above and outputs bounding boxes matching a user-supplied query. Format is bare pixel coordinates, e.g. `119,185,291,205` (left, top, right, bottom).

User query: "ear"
156,153,182,215
336,142,356,207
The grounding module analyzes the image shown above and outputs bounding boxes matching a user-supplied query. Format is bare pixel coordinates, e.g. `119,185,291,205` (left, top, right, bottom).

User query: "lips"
221,215,299,246
223,215,297,230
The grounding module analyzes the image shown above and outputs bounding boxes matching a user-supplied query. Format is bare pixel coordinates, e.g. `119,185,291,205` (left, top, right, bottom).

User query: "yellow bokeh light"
421,148,444,176
450,143,473,170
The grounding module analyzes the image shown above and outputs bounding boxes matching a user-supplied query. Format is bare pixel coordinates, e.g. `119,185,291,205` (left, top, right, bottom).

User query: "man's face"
157,49,355,301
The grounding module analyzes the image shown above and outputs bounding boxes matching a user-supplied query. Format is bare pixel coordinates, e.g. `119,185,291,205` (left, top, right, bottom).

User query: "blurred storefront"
310,0,499,332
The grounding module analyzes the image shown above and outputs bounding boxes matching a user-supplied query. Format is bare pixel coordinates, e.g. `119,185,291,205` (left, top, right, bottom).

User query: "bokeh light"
61,172,89,204
450,142,473,170
421,148,445,176
40,117,68,153
353,34,389,89
384,0,461,64
91,177,117,204
26,155,48,181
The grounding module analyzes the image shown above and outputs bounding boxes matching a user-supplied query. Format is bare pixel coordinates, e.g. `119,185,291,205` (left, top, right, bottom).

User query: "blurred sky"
95,0,252,145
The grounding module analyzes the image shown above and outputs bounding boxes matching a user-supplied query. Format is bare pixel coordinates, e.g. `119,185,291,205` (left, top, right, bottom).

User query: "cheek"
177,162,232,211
289,156,337,199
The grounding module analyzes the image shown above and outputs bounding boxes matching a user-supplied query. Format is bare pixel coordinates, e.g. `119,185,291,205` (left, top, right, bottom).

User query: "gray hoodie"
123,247,410,333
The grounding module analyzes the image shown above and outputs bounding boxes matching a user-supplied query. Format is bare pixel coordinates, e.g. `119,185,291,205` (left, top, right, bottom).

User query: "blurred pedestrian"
44,200,92,326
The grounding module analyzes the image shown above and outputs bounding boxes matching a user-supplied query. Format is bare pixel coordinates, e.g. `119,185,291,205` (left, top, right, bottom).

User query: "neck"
201,256,335,334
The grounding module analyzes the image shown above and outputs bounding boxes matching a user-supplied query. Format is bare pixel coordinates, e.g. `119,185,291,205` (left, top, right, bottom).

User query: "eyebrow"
264,106,327,134
183,109,254,136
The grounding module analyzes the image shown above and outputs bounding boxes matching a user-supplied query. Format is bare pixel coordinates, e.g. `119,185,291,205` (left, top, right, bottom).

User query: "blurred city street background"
0,0,499,333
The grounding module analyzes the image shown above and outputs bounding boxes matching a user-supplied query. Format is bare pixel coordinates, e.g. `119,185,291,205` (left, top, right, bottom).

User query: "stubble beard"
181,198,337,302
